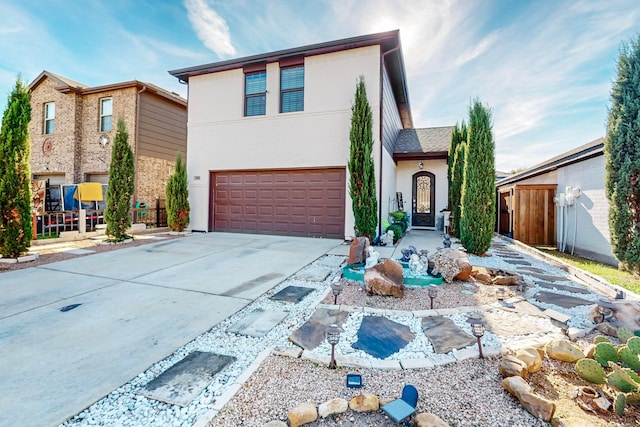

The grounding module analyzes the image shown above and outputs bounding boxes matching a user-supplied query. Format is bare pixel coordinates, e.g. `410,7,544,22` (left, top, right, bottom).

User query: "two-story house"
28,71,187,211
169,30,450,239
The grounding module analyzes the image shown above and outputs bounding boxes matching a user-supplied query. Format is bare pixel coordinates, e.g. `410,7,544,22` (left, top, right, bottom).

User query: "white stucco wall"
557,155,616,265
396,159,448,229
186,46,383,235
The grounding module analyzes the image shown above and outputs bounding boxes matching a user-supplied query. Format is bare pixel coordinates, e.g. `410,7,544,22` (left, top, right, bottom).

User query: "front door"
411,171,435,227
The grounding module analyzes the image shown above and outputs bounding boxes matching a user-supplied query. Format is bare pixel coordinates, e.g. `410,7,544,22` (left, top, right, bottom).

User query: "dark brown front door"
210,168,345,238
411,171,435,227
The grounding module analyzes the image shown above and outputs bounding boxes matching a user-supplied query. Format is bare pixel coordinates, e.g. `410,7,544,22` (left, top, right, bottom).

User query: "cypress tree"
105,117,135,241
450,123,467,238
447,122,464,208
460,99,495,254
348,76,377,241
166,152,190,231
605,34,640,272
0,78,32,257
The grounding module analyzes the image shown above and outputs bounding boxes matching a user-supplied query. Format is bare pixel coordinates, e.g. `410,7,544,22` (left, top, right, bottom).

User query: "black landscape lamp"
428,285,438,310
326,323,342,369
331,280,344,305
496,287,506,301
467,315,486,359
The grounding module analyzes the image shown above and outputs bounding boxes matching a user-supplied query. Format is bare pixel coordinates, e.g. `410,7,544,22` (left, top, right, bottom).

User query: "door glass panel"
416,176,431,214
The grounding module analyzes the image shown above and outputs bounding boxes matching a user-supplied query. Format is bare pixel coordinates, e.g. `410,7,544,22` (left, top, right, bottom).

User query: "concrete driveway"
0,232,342,427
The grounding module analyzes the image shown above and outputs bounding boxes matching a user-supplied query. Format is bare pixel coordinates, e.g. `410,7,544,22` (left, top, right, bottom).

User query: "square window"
100,98,112,132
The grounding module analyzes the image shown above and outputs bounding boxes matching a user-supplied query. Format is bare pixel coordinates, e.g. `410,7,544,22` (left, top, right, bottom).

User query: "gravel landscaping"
7,234,627,426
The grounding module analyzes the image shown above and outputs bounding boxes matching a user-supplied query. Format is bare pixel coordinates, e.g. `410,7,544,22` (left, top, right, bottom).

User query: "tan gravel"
321,279,518,310
211,355,547,427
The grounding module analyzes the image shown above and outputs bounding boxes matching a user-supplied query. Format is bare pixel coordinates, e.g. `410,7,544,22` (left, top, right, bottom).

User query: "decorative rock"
499,355,529,379
348,237,369,265
502,376,556,421
515,347,543,373
430,248,469,283
414,412,451,427
364,259,405,298
594,321,618,337
348,393,379,412
551,417,591,427
288,402,318,427
318,398,348,418
492,275,522,286
263,421,288,427
546,339,585,362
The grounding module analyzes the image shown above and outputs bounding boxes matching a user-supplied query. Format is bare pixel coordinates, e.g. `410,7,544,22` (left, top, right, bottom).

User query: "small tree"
166,152,190,231
348,76,377,241
449,122,467,238
105,117,135,241
605,34,640,272
0,78,32,257
460,99,495,255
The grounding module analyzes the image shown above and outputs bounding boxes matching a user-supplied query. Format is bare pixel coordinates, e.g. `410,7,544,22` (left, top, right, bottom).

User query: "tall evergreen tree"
348,76,377,241
0,78,32,257
460,99,495,255
105,117,135,241
450,123,467,238
447,122,464,208
166,152,190,231
605,35,640,272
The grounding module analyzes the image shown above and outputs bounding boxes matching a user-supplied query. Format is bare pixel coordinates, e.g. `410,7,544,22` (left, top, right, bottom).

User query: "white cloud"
184,0,236,57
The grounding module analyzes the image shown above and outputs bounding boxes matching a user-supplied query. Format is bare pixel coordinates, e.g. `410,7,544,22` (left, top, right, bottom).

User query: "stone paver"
289,308,349,350
534,291,595,308
422,316,475,354
270,285,314,303
535,281,593,295
227,308,288,337
352,316,415,359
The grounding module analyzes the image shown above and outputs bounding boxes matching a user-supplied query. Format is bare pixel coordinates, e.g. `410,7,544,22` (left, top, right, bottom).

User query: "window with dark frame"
100,97,113,132
280,65,304,113
44,102,55,134
245,71,266,116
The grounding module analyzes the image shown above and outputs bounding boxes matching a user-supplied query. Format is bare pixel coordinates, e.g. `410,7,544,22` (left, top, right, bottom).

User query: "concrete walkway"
0,232,342,427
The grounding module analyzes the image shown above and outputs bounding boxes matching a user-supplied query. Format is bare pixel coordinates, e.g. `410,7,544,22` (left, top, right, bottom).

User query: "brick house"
169,30,451,239
496,138,616,265
28,71,187,211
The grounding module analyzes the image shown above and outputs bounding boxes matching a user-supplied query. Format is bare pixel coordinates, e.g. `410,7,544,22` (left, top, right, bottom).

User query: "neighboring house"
169,30,451,239
496,138,616,266
28,71,187,210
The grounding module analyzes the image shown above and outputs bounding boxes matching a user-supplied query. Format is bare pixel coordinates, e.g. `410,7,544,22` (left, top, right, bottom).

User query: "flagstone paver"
352,316,415,359
421,316,475,354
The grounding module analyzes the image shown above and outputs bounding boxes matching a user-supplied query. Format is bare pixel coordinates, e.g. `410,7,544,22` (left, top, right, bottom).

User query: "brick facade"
28,72,186,207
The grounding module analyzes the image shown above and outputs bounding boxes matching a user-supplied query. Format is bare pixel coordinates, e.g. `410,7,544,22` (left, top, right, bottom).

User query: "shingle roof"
394,126,454,155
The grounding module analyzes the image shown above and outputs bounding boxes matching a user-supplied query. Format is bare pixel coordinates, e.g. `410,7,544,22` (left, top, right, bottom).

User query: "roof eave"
169,30,402,83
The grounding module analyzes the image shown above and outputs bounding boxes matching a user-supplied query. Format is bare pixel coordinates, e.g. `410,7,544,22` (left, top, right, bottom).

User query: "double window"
44,102,55,134
100,98,112,132
280,66,304,113
245,71,266,116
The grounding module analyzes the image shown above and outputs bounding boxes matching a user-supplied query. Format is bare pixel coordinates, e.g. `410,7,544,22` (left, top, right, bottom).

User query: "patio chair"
380,384,418,424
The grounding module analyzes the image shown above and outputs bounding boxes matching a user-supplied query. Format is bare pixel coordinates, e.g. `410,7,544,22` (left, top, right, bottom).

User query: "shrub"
166,152,190,231
385,224,403,244
105,117,135,241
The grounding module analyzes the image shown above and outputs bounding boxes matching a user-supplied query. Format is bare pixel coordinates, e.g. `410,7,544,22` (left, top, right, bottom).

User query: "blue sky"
1,0,638,172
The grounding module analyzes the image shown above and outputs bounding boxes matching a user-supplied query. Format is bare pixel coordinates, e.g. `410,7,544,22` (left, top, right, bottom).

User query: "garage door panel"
212,168,345,238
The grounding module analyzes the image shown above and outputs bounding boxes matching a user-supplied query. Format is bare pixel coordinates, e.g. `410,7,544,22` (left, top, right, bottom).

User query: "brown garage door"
211,168,345,238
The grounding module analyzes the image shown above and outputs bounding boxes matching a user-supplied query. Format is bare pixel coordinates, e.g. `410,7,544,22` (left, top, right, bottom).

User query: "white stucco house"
169,30,451,239
496,137,617,266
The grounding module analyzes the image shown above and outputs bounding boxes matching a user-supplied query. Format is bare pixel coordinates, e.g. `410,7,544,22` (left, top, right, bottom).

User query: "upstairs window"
100,98,112,131
245,71,266,116
44,102,55,134
280,66,304,113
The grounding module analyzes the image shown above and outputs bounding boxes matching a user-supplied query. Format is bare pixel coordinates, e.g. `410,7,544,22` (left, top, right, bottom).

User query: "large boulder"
364,259,405,297
288,402,317,427
502,376,556,422
471,266,493,283
348,393,379,412
546,339,585,362
348,237,369,264
430,248,471,282
318,398,348,418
